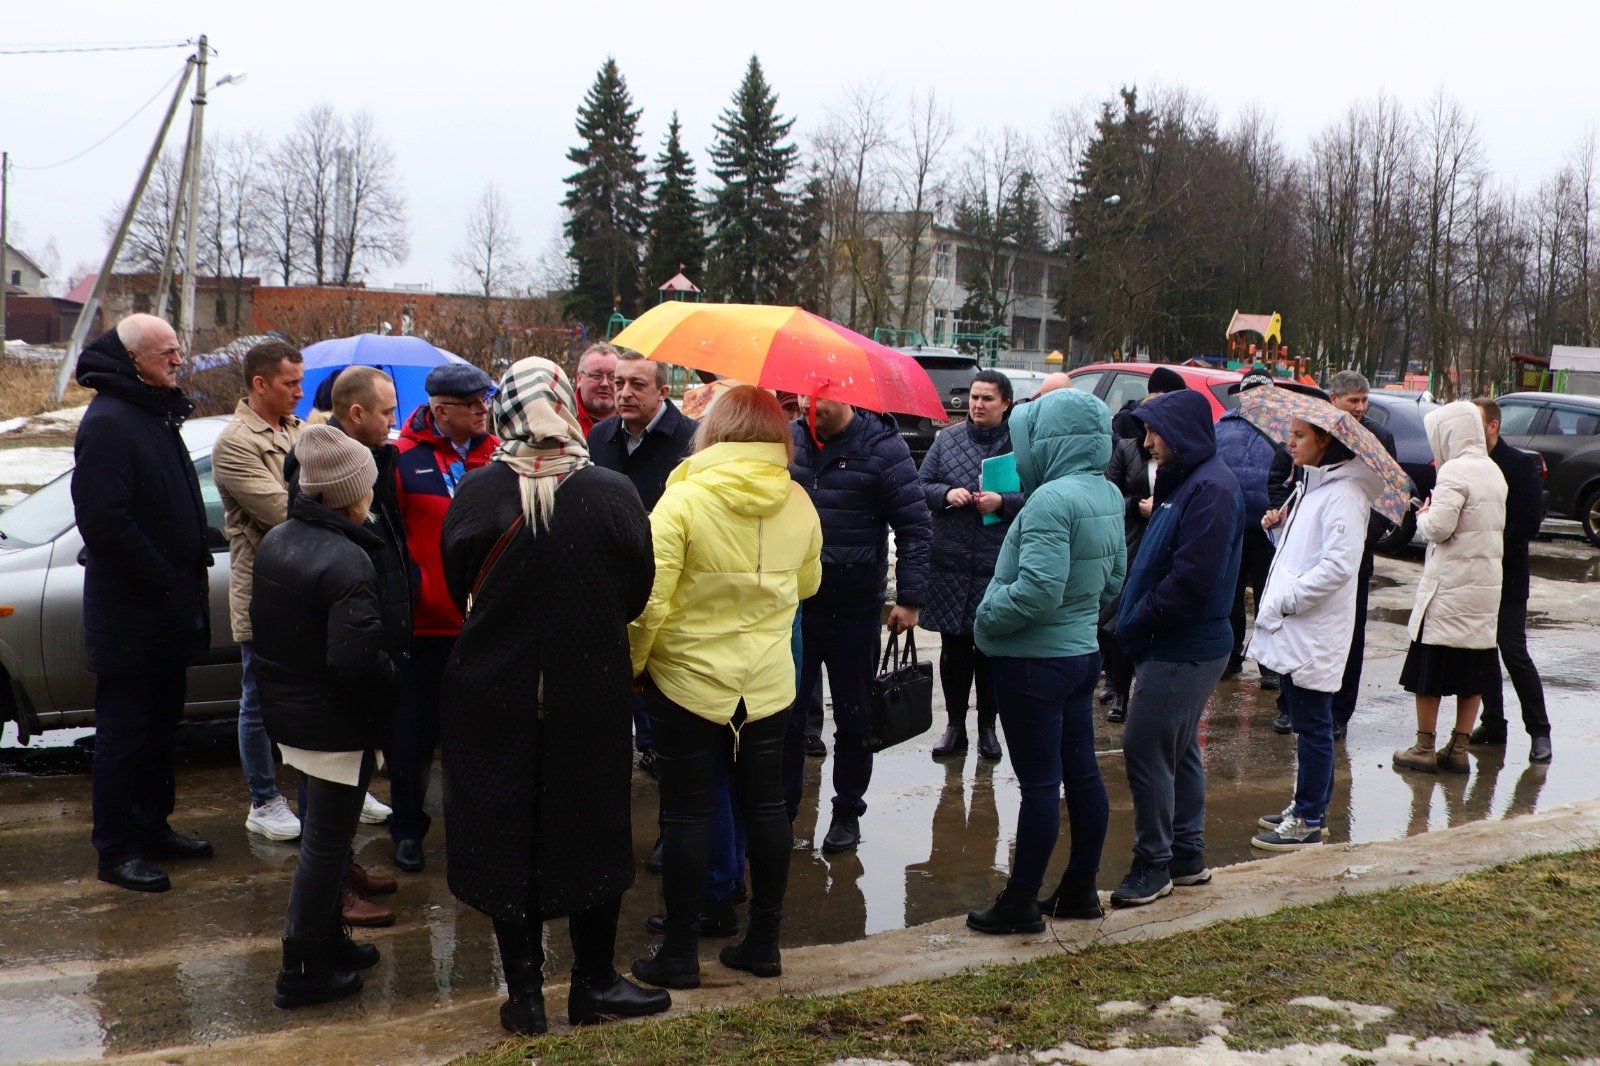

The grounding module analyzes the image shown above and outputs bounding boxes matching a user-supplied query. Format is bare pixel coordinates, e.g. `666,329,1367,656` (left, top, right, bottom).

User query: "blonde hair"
693,385,793,462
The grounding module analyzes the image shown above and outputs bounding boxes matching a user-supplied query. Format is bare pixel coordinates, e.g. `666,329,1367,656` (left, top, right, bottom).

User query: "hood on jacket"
1010,388,1112,495
75,327,193,419
1425,401,1488,465
1132,390,1216,477
667,441,793,517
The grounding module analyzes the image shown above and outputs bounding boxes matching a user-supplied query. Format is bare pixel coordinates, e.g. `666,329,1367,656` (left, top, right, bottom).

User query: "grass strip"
461,849,1600,1065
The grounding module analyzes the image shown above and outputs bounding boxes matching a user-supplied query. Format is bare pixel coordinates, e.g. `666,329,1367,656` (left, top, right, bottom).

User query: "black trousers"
939,633,995,729
285,751,374,941
492,896,621,986
651,686,790,950
1481,583,1550,737
1229,526,1275,666
1331,545,1376,728
390,635,451,842
91,666,186,867
804,675,825,740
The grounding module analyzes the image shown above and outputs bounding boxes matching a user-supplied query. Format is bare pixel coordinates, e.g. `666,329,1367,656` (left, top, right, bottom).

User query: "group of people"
70,315,1551,1036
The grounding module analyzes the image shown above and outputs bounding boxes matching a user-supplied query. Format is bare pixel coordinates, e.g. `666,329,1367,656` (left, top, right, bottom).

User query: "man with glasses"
390,363,500,872
573,343,621,436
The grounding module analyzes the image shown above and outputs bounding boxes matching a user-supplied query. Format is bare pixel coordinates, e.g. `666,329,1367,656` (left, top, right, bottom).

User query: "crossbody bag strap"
465,514,526,617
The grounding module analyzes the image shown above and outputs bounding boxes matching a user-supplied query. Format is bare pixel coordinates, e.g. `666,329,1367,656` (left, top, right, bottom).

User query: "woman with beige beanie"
251,424,411,1009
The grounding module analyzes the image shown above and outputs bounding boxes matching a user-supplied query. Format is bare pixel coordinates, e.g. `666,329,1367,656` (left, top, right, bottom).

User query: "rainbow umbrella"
1238,383,1412,522
611,303,946,422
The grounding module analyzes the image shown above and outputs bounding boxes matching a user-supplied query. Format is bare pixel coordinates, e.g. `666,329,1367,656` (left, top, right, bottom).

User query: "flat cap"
425,362,496,397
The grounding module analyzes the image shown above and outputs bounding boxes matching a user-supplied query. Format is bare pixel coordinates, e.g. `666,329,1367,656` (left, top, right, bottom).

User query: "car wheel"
1582,488,1600,547
1376,511,1416,554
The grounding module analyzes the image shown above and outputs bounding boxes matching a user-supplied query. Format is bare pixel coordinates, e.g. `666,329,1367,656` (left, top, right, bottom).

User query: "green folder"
980,453,1019,525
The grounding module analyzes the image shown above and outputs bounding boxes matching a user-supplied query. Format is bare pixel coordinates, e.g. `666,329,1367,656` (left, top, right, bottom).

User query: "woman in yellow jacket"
628,386,822,990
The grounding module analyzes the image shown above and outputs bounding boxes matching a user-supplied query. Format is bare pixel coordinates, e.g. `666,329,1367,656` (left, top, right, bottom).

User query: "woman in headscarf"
438,357,668,1036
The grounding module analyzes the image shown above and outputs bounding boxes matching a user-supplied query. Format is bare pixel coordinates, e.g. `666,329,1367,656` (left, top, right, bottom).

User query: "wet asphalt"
1,526,1596,1063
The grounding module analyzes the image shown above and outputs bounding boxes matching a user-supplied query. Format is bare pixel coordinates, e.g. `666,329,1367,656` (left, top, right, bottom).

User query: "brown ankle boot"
1393,731,1438,773
1435,731,1472,774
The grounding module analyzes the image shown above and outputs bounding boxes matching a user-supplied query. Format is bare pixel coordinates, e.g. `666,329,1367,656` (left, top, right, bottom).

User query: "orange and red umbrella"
611,303,946,422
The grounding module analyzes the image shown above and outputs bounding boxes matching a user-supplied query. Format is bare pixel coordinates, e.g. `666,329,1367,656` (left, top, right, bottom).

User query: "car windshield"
1210,383,1240,410
0,471,76,547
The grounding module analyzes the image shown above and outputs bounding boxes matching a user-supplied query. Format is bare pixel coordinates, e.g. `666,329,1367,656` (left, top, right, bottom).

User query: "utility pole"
154,106,197,319
50,48,197,404
1,151,9,346
177,34,208,355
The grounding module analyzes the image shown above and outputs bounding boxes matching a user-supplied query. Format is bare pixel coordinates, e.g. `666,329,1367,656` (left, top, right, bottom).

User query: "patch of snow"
0,446,74,487
0,417,27,436
33,405,88,428
1096,1001,1146,1018
1288,996,1395,1029
1152,996,1230,1024
1021,1030,1530,1065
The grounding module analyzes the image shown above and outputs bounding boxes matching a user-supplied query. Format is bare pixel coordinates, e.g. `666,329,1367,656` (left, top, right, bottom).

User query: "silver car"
0,417,241,740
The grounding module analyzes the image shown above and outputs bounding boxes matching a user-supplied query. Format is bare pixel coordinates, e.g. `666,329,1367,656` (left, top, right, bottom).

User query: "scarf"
489,357,592,532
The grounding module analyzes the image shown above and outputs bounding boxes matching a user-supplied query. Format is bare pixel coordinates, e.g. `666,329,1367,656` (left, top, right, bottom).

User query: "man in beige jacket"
212,341,310,841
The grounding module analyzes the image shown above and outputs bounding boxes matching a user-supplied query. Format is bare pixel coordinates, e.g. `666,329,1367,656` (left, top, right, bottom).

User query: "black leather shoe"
804,734,827,757
821,815,860,854
1259,671,1281,691
393,838,425,873
630,948,701,989
646,833,665,874
98,858,171,893
144,828,213,861
1105,697,1126,724
931,726,968,758
638,747,660,778
1469,721,1508,746
1530,736,1553,763
1272,712,1292,735
569,970,672,1024
500,992,547,1036
976,727,1003,761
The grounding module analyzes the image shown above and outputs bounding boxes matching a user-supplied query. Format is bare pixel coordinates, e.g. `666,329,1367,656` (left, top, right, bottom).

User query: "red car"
1066,362,1245,420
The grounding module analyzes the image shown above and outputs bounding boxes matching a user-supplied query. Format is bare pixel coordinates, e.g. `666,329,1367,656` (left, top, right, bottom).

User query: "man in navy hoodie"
1112,389,1243,908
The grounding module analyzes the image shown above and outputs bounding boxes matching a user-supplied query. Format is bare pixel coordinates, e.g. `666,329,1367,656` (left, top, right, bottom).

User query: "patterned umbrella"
1237,384,1412,522
611,303,946,421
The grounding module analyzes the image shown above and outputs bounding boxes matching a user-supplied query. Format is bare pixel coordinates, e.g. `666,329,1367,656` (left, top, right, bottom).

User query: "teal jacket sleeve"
973,503,1072,638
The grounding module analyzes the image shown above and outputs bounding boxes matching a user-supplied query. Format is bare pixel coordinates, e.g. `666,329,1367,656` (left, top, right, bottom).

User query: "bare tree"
199,133,264,331
1416,91,1484,397
452,184,526,298
810,80,894,330
258,138,307,286
890,90,955,333
330,111,409,285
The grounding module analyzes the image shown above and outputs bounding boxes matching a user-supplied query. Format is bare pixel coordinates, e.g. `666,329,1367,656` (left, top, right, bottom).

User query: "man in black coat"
70,315,215,893
1469,398,1552,763
783,399,932,854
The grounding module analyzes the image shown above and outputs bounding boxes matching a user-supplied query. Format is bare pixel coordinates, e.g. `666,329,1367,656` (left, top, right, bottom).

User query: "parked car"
1365,392,1440,552
892,346,979,462
1495,391,1600,545
0,417,240,741
1066,362,1244,420
996,366,1048,401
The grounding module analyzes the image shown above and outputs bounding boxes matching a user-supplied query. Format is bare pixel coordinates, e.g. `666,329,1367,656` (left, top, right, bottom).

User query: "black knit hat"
1147,366,1187,394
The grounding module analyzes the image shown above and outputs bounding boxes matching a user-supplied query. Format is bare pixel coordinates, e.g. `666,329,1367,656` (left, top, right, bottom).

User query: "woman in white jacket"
1247,417,1383,852
1393,402,1507,775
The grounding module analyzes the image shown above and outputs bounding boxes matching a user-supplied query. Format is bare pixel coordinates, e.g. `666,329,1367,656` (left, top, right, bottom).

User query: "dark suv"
1365,391,1439,552
1495,391,1600,545
892,346,978,463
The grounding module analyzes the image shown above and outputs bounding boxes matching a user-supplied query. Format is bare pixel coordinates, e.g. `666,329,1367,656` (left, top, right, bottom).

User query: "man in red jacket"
390,362,500,872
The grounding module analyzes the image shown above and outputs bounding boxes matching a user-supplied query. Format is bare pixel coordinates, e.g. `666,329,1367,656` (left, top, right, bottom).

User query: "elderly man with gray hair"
1323,370,1398,740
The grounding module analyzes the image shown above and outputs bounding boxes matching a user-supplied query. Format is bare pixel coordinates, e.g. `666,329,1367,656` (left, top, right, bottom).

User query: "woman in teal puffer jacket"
967,388,1126,934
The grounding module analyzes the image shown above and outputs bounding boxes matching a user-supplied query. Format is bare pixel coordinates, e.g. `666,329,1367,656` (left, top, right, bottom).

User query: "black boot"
931,721,968,758
1038,871,1104,920
631,939,701,989
1469,719,1508,746
966,883,1044,935
719,905,782,978
274,937,363,1010
568,970,671,1025
493,919,547,1036
327,910,380,971
976,727,1002,761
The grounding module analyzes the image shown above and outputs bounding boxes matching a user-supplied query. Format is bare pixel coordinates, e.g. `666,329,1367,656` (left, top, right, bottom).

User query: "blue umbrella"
293,334,469,421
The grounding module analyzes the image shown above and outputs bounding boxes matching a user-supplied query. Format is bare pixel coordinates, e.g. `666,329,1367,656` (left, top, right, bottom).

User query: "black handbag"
866,629,934,753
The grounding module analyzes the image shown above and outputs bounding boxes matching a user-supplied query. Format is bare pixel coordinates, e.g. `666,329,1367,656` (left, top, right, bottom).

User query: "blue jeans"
783,607,881,820
238,642,280,806
1123,655,1228,867
1282,674,1335,823
991,652,1105,892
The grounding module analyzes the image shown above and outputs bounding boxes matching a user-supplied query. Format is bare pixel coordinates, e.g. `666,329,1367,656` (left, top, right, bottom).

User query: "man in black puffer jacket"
71,315,215,894
783,399,931,853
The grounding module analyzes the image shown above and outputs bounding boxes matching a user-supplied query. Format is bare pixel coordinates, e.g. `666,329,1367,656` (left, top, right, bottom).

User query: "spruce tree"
642,112,707,292
561,58,648,330
705,56,800,303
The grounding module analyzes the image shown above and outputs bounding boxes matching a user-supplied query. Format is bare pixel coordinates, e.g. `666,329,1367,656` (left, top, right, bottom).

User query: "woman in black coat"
252,424,409,1010
438,357,668,1036
917,370,1023,760
1099,434,1156,723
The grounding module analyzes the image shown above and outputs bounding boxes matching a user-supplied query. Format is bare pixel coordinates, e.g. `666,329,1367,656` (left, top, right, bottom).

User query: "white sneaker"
359,792,392,825
246,795,302,841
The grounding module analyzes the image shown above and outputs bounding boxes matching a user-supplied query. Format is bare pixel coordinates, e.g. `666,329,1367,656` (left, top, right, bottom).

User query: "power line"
13,68,187,171
0,39,193,56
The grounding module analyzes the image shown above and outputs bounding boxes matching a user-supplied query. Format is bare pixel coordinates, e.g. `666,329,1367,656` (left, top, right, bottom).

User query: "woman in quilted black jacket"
916,371,1024,760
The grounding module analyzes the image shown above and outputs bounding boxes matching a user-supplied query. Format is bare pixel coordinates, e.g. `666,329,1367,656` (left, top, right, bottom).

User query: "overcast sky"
5,0,1597,295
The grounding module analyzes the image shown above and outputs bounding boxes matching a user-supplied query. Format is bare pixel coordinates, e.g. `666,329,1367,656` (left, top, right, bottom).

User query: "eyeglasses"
436,399,490,413
578,371,616,384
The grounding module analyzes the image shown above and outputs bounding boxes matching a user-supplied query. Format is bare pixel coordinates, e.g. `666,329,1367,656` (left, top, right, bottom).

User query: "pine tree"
642,112,706,292
561,58,648,330
705,56,800,303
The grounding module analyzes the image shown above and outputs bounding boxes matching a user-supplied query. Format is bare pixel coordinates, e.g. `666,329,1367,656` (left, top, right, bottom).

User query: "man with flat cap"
389,362,500,872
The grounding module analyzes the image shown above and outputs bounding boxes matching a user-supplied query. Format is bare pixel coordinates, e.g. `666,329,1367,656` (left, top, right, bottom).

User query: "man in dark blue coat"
784,398,931,853
70,314,215,893
1113,389,1243,908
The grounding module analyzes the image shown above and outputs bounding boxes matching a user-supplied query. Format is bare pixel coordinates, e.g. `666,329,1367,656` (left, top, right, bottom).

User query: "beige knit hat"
297,423,376,510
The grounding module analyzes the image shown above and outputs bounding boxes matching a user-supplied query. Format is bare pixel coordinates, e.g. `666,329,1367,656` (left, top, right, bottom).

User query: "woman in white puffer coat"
1393,401,1507,776
1247,417,1383,852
